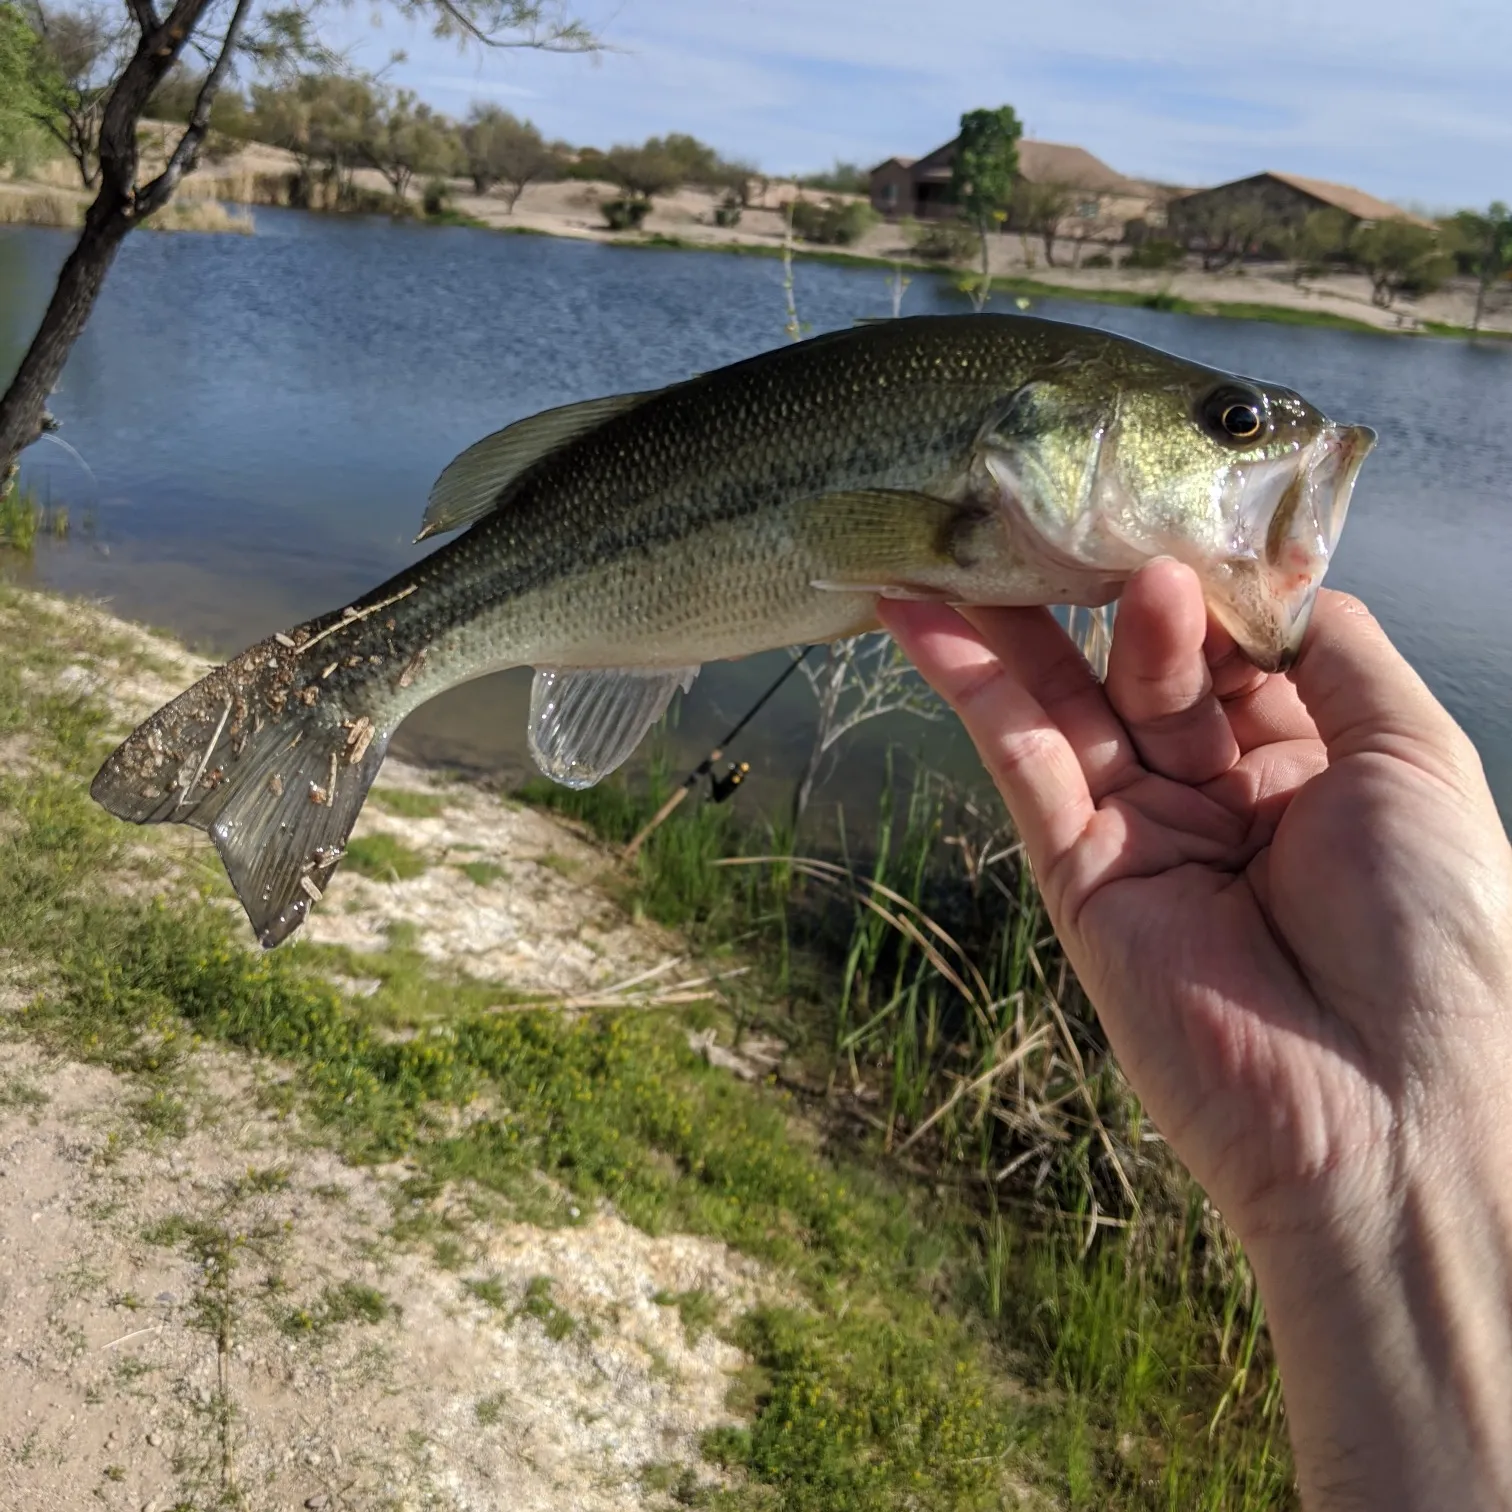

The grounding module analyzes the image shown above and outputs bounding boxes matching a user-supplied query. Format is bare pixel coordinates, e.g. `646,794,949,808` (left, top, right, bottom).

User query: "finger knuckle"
993,723,1060,773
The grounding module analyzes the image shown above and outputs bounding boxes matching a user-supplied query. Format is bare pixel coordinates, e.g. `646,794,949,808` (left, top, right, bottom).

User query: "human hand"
881,564,1512,1510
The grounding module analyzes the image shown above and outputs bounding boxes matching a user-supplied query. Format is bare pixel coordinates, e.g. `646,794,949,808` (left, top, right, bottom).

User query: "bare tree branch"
135,0,256,216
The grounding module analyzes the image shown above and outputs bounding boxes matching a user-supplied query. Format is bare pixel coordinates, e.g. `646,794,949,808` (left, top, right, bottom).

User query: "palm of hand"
882,563,1512,1242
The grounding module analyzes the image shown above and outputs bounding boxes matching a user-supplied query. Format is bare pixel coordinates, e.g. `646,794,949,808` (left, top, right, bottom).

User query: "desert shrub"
1123,239,1184,270
602,196,650,231
907,219,977,263
789,196,877,246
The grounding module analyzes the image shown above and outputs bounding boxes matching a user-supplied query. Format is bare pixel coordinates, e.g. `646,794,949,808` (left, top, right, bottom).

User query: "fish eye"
1200,387,1270,447
1222,403,1263,439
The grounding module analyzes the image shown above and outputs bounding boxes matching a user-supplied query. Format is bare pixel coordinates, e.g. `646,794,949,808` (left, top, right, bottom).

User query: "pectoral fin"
528,666,699,789
792,488,989,597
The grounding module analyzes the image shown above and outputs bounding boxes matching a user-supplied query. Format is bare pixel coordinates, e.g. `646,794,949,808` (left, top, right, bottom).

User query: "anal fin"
528,666,698,789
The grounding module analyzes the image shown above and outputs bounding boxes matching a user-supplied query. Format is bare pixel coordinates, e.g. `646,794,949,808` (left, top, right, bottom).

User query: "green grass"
516,1275,578,1342
425,206,491,230
370,787,448,820
1196,300,1386,333
474,1391,507,1426
1420,319,1512,341
129,1087,189,1137
0,487,71,551
590,233,1414,338
459,859,507,887
281,1279,395,1336
0,582,1298,1510
464,1274,509,1310
654,1287,721,1345
0,1076,49,1110
344,831,429,881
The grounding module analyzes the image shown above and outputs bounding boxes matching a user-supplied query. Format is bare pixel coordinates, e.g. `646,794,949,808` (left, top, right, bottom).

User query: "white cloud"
321,0,1512,206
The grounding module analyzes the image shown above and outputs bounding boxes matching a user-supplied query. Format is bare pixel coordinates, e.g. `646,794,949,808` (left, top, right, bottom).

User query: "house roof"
1175,171,1433,227
868,156,917,173
1019,141,1137,194
904,137,1142,194
1263,171,1433,227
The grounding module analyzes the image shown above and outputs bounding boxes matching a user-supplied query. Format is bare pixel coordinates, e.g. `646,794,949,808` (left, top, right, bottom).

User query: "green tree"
714,156,759,207
0,2,51,173
147,64,250,162
20,0,127,189
0,0,599,491
1277,207,1350,284
461,101,557,208
799,160,866,195
654,132,721,186
148,65,251,136
1443,203,1512,331
1010,179,1074,267
250,73,376,206
1181,198,1273,271
359,87,458,203
602,139,682,204
949,105,1022,311
1350,219,1452,308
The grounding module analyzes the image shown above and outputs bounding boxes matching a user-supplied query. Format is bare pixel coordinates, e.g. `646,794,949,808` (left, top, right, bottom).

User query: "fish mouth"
1209,422,1376,671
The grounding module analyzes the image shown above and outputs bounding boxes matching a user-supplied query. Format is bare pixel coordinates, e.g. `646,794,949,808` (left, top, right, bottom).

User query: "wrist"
1244,1140,1512,1511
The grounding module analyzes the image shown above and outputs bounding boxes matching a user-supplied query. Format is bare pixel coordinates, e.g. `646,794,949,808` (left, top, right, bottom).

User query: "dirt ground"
0,597,776,1512
0,1041,767,1512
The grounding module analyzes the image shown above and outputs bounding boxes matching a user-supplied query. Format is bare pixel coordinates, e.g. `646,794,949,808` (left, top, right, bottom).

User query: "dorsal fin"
419,389,661,541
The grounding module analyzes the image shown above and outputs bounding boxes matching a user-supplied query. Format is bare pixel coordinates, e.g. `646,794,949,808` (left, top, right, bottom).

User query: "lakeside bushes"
789,195,878,246
0,186,253,233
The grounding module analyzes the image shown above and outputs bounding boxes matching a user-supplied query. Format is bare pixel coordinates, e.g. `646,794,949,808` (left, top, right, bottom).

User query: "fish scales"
90,314,1375,946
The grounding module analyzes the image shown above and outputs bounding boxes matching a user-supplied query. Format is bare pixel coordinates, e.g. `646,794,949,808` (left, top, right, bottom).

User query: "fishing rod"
623,646,815,860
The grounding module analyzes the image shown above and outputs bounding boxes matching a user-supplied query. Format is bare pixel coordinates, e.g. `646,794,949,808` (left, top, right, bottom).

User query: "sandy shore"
8,137,1511,336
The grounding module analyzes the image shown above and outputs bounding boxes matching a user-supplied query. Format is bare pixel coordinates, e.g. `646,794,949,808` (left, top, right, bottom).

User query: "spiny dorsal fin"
528,666,698,789
419,389,662,541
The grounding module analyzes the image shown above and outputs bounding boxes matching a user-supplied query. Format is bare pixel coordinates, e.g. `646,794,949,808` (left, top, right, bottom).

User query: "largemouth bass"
91,313,1375,947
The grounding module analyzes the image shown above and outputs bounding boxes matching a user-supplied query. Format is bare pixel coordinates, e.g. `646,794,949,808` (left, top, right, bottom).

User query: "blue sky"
326,0,1512,211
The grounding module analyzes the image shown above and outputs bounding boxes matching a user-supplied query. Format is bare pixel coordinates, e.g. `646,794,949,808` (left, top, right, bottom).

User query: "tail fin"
90,636,392,948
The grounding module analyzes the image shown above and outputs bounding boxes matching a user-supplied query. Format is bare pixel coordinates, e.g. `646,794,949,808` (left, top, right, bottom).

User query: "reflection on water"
4,210,1512,822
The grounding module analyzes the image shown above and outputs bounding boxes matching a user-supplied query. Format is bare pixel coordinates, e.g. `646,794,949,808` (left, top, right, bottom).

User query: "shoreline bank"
6,136,1511,342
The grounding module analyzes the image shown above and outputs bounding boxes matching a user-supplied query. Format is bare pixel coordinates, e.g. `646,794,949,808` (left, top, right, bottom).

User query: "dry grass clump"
0,188,83,228
0,185,252,234
150,199,255,234
174,168,295,208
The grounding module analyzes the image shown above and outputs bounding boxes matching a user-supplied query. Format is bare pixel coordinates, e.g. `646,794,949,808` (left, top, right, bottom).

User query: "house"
869,137,1166,240
1167,171,1433,245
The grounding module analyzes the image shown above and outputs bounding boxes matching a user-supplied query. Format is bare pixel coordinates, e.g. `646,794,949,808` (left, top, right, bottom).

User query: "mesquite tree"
21,0,129,188
0,0,596,491
461,101,557,208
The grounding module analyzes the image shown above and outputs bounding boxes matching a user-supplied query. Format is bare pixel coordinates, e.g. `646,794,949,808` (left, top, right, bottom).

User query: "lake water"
4,209,1512,824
